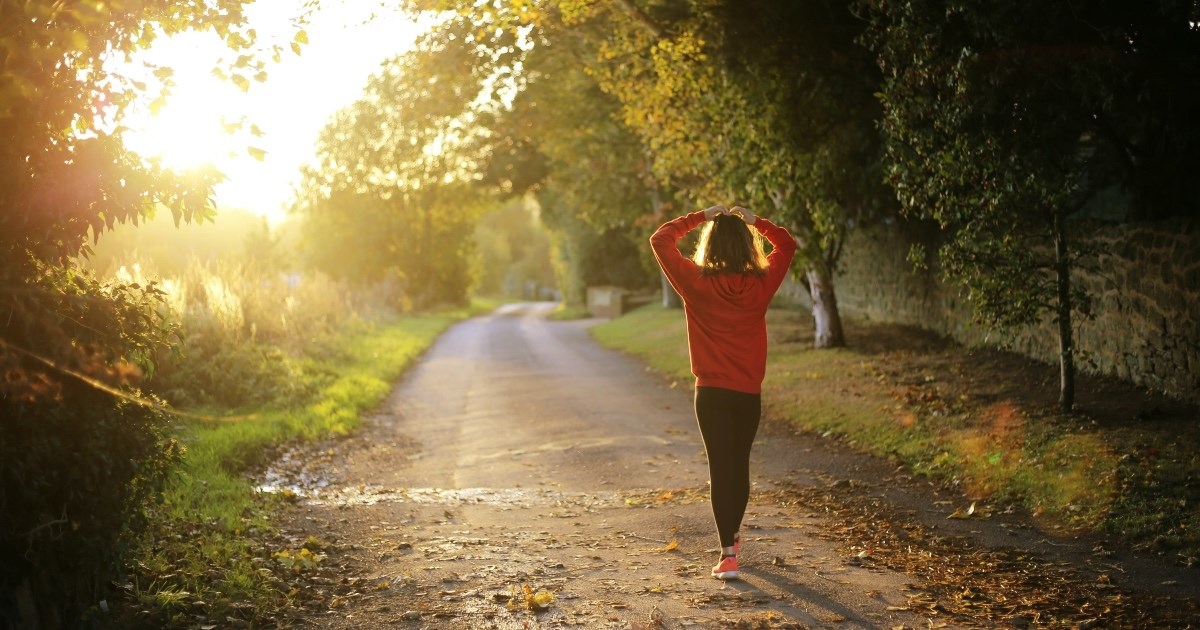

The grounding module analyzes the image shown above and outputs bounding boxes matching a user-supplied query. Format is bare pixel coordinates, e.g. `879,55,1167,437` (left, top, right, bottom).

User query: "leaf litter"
769,481,1200,628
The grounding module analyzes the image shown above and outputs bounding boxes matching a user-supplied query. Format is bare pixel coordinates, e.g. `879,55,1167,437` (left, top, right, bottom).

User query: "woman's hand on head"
729,206,757,224
703,205,728,221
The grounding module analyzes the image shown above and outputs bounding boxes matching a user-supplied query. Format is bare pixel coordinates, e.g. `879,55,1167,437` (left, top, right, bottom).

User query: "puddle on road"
256,443,625,509
260,482,622,509
256,447,332,497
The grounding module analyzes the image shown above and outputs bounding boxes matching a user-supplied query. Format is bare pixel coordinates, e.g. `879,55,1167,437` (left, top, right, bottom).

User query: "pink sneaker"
711,555,739,580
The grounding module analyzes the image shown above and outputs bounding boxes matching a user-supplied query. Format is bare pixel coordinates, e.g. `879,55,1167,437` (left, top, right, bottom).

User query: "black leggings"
694,386,761,548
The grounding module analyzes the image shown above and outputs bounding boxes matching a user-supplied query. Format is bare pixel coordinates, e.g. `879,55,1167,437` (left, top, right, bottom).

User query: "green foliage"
1,258,183,625
473,198,557,298
2,382,181,627
505,29,656,230
402,0,890,343
863,0,1200,231
859,0,1200,406
537,190,657,308
0,0,273,263
577,0,890,343
493,25,662,302
0,1,296,621
296,189,478,308
93,253,388,409
864,0,1095,322
291,23,501,308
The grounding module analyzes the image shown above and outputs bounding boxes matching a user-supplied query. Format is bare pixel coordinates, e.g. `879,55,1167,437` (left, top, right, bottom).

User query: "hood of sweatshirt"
707,272,765,309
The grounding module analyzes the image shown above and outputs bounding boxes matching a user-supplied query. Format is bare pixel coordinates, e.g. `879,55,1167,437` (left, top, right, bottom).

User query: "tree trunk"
1054,209,1075,411
661,272,681,308
805,262,845,348
647,170,681,309
766,188,845,348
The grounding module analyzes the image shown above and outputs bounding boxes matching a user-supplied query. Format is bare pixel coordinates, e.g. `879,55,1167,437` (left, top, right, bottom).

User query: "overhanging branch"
611,0,665,39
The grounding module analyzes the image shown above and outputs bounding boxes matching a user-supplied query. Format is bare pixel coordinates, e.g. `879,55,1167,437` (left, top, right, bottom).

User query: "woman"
649,204,797,580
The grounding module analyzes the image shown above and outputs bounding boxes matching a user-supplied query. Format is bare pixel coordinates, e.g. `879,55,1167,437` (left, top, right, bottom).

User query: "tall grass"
95,255,492,624
130,313,471,624
111,257,396,408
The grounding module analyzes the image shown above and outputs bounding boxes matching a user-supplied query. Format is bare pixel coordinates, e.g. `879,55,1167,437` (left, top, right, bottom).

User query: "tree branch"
611,0,665,39
0,337,257,425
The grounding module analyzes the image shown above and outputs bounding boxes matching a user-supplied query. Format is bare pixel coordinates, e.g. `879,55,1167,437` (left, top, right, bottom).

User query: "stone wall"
807,217,1199,403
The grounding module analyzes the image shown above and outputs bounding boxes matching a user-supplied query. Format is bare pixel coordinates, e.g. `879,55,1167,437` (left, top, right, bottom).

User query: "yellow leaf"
659,539,679,552
294,29,309,45
148,96,168,116
522,584,554,610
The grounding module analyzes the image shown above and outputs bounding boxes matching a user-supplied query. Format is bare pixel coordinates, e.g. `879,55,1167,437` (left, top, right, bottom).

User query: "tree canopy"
555,0,893,345
384,0,892,345
291,21,499,306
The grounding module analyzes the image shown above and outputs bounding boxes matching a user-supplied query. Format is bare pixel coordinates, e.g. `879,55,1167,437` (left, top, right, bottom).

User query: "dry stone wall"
803,217,1198,403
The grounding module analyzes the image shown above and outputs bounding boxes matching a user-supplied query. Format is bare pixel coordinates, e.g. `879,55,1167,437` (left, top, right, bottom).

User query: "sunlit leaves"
230,73,251,91
0,0,273,263
291,20,499,306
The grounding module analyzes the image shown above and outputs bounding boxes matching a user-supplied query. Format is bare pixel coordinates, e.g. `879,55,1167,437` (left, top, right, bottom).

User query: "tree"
328,5,664,309
550,0,891,347
473,198,557,298
1,0,282,620
862,0,1200,409
493,24,663,306
291,25,494,307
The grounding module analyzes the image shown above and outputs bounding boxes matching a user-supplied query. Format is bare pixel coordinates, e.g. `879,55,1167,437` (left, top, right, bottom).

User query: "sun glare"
113,1,430,224
120,32,246,172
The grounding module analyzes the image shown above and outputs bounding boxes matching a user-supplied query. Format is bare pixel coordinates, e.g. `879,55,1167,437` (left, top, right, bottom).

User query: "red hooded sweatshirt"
650,211,798,394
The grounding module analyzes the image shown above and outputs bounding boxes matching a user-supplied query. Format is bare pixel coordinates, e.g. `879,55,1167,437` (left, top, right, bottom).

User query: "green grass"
125,301,493,625
592,304,1200,559
545,303,594,320
589,305,691,378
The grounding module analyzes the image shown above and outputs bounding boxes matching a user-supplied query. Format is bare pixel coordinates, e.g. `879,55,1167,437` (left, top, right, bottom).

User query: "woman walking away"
650,204,797,580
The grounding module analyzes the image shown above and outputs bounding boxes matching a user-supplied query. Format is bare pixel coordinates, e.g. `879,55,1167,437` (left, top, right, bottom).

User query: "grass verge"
545,303,594,320
117,301,495,627
591,303,1200,564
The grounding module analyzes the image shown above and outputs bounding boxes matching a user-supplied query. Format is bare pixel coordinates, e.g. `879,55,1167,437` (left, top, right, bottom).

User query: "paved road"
276,302,1197,629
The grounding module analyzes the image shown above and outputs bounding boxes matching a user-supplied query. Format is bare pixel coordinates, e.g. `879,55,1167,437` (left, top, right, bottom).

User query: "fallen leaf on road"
659,539,679,552
947,502,977,519
508,584,554,612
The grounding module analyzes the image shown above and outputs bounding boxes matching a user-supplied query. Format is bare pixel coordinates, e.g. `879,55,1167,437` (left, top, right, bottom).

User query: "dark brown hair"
692,215,769,276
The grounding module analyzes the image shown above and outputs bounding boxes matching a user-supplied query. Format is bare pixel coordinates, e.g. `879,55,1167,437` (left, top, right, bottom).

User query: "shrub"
109,258,385,409
1,259,180,626
0,390,180,628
